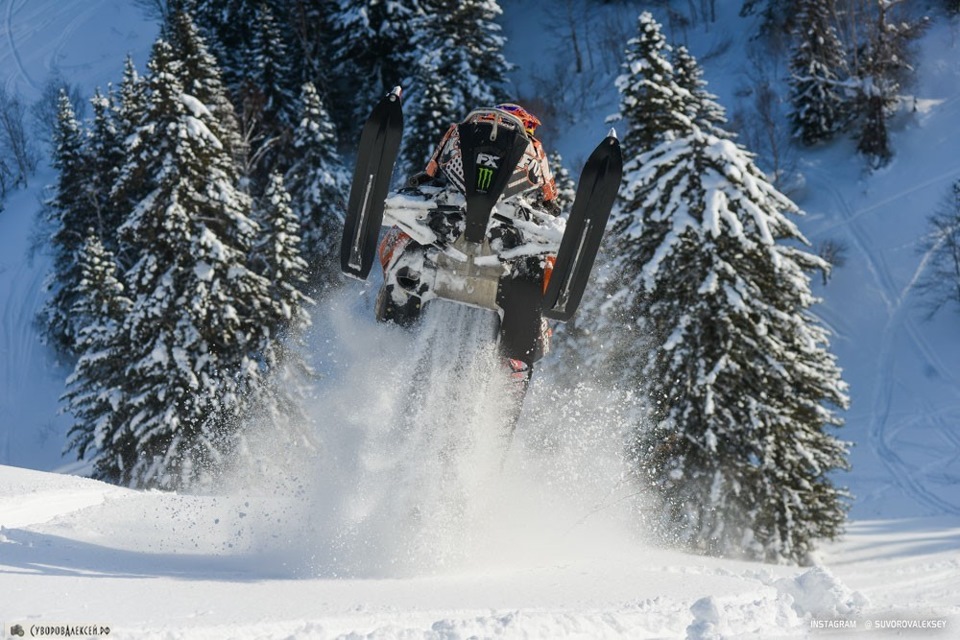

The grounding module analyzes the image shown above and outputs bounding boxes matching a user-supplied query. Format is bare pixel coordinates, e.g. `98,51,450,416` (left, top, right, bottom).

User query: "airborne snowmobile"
340,88,622,408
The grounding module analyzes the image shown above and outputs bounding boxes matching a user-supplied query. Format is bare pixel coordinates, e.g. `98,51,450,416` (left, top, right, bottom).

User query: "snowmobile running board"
340,87,404,280
542,130,623,322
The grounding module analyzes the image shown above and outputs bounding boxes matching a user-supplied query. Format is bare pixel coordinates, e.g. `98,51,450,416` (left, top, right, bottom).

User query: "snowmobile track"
817,169,960,516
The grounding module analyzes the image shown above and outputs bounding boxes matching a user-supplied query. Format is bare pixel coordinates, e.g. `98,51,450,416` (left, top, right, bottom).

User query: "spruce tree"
110,56,149,256
188,0,263,94
42,92,92,356
672,45,727,135
285,0,338,91
328,0,424,134
108,38,276,489
256,172,313,335
248,173,314,445
853,1,926,168
401,61,456,177
562,13,696,374
62,232,135,481
613,12,692,155
165,11,244,164
116,56,147,142
285,81,349,280
244,2,299,178
605,22,850,563
413,0,508,114
87,88,125,253
547,150,576,215
788,0,849,146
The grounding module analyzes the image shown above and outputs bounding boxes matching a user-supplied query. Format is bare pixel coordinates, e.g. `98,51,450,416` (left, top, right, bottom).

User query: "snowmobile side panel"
542,134,622,322
340,88,404,280
458,120,530,245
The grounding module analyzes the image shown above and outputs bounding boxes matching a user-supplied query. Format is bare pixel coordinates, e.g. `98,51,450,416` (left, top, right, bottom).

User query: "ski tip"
607,127,618,140
389,86,403,101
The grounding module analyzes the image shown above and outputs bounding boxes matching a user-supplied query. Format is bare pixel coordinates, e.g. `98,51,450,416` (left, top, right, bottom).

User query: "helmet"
494,103,541,136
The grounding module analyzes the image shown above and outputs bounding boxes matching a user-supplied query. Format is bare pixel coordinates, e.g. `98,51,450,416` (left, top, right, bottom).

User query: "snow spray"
235,286,647,577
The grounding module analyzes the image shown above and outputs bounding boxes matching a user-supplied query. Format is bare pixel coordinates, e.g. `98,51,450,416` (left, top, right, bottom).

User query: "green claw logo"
475,152,500,193
476,166,494,191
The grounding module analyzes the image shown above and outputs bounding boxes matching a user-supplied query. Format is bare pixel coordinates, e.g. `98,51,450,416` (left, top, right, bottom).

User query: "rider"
379,103,560,275
376,103,560,383
415,103,560,214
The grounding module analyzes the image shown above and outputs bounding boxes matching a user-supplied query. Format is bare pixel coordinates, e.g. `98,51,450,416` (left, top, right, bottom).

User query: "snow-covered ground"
1,1,960,638
1,460,956,638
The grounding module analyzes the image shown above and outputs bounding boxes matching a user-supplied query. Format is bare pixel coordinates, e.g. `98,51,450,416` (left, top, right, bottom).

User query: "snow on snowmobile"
339,87,622,403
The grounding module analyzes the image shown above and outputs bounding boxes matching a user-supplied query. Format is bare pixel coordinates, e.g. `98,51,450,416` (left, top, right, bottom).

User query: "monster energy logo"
476,166,495,191
475,152,500,192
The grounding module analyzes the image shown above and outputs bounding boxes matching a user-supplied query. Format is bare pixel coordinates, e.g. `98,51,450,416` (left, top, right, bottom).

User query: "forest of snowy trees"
1,0,954,564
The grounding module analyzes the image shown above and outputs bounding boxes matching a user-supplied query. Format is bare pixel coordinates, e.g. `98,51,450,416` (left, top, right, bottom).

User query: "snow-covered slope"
793,21,960,521
2,1,960,638
1,462,957,637
0,0,156,471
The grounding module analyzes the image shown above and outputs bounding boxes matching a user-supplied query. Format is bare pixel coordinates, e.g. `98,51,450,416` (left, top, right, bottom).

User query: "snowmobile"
339,87,621,406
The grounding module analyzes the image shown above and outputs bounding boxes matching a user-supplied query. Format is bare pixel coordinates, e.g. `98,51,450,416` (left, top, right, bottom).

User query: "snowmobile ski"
542,130,622,322
340,87,404,280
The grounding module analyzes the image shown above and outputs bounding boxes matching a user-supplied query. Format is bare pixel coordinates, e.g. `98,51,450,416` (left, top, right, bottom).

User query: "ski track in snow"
811,169,960,517
46,1,109,78
2,0,114,94
1,259,47,461
2,0,37,91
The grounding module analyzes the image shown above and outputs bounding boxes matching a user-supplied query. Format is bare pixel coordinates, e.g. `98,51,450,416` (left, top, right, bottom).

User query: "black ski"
340,87,404,280
542,131,622,322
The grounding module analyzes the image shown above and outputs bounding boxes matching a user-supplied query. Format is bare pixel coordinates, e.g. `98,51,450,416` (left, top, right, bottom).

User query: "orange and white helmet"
494,103,541,136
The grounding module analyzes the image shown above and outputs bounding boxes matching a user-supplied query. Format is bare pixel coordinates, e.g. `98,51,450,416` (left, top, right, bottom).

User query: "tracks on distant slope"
47,0,109,83
3,0,110,93
3,0,38,91
813,170,960,516
1,259,48,463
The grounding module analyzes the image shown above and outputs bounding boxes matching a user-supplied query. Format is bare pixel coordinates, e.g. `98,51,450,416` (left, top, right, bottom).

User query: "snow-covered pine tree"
613,12,693,155
108,37,277,489
62,232,135,482
188,0,262,95
41,92,92,356
606,22,850,563
328,0,424,135
401,61,456,178
788,0,849,146
671,45,727,135
109,56,148,248
853,0,926,168
116,56,146,142
284,81,349,280
256,173,312,337
285,0,337,92
561,13,694,375
165,11,244,165
87,88,125,254
547,150,575,215
247,172,314,447
243,1,299,179
413,0,508,114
